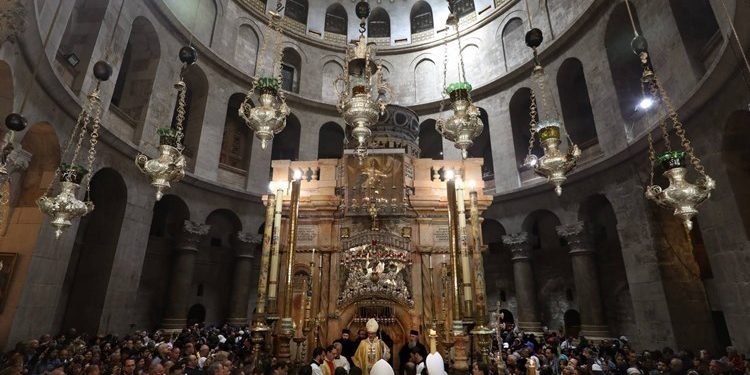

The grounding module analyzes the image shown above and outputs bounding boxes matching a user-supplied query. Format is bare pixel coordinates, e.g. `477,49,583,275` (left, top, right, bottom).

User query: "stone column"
502,232,542,333
556,221,609,339
162,220,210,330
228,232,262,325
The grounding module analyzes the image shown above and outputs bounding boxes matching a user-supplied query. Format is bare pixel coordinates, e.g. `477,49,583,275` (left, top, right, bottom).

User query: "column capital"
555,221,592,255
177,220,211,251
502,232,531,261
234,231,262,258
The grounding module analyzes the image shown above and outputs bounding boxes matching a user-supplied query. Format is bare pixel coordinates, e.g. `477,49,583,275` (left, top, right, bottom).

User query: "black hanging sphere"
631,35,649,55
525,28,544,48
179,46,198,65
5,113,27,132
93,61,113,81
355,1,370,19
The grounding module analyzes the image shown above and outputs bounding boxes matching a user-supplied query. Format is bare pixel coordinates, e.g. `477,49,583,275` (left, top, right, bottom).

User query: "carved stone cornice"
233,231,262,258
177,220,210,251
555,221,592,255
502,232,531,261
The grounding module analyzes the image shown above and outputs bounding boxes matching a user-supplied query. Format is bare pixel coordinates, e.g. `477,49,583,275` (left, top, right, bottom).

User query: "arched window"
55,0,110,93
604,1,645,121
557,58,599,149
414,59,440,102
111,17,160,125
235,25,259,75
502,18,526,70
163,0,217,46
318,122,344,159
509,88,541,169
220,94,253,171
481,218,508,310
322,60,343,103
368,8,391,39
411,1,434,35
281,48,302,94
285,0,309,25
325,4,347,35
669,0,720,75
175,65,209,163
419,119,443,159
451,0,476,18
468,108,493,180
272,113,301,161
722,110,750,240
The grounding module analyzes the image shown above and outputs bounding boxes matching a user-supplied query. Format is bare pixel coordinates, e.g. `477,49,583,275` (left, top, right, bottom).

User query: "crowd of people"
0,323,747,375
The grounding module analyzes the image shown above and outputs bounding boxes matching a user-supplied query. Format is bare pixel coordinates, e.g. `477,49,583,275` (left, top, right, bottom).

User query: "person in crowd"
399,331,426,375
333,342,351,373
312,347,325,375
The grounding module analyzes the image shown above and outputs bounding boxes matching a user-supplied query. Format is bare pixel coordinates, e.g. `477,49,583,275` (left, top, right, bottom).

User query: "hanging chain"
646,131,656,185
438,30,450,116
526,88,538,157
174,77,188,152
84,89,103,193
455,24,467,84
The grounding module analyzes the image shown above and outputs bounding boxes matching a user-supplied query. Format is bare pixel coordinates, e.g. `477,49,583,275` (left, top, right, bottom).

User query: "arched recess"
197,209,243,324
501,18,526,70
55,0,110,93
136,195,190,330
578,194,636,339
604,1,645,121
285,0,309,25
468,108,493,180
522,210,573,331
322,60,343,103
410,1,434,35
111,17,160,125
163,0,217,46
722,110,750,240
556,58,599,150
281,48,302,93
235,25,259,75
318,122,344,159
461,44,480,85
509,88,541,169
414,59,440,102
220,93,253,172
668,0,721,75
482,219,512,312
324,4,347,36
61,168,127,334
175,65,209,164
368,8,391,39
418,119,443,160
0,60,13,122
272,113,301,161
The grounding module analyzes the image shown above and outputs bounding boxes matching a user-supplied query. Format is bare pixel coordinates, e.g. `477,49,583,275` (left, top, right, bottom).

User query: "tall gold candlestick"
284,178,302,317
446,178,462,321
468,186,487,325
267,183,285,318
455,177,474,319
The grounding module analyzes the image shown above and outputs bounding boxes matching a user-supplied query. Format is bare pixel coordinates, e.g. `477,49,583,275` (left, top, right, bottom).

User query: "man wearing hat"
334,329,357,367
398,331,426,375
353,319,390,375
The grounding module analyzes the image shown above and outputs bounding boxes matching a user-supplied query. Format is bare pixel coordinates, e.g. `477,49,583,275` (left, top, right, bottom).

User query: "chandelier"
37,61,112,238
239,0,290,150
436,6,483,159
623,3,714,231
335,1,392,161
521,25,580,196
135,47,195,201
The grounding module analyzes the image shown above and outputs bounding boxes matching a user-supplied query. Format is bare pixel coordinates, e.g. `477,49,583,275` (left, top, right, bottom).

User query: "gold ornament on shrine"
135,47,195,201
522,27,580,196
38,61,113,238
335,1,393,161
239,1,290,150
436,11,484,159
628,31,715,231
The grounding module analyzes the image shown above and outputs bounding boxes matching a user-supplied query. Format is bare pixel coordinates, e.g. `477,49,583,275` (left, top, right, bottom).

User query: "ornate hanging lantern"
335,1,393,161
37,61,112,238
522,27,580,196
135,46,195,201
239,1,290,150
627,24,715,231
436,7,484,159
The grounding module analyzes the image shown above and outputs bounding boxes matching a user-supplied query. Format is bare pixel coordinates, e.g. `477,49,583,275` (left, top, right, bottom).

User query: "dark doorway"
563,309,581,338
187,304,206,326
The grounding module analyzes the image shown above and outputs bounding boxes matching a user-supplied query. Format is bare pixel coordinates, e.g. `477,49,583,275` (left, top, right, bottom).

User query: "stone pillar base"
580,325,611,342
451,334,469,371
516,321,544,336
161,318,187,331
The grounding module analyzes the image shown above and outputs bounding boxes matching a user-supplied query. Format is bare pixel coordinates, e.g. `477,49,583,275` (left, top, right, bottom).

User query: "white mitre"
366,318,379,333
370,359,394,375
